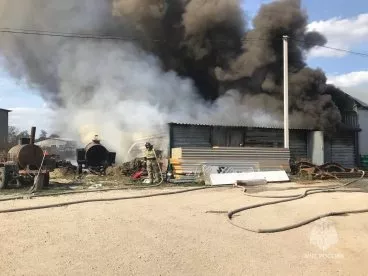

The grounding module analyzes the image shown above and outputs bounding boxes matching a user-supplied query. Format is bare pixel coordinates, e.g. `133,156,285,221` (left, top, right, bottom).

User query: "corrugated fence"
170,147,291,178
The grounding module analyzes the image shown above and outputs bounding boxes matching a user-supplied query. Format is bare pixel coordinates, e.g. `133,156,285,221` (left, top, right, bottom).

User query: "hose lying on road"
0,186,225,214
0,181,166,203
228,171,368,233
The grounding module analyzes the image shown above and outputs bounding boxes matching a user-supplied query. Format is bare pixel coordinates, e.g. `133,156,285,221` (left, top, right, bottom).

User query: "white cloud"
327,71,368,103
8,107,56,133
307,13,368,58
327,71,368,87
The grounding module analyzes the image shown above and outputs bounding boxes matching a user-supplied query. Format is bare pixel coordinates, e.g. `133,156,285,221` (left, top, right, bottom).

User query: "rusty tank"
7,127,43,170
0,126,52,190
76,135,116,174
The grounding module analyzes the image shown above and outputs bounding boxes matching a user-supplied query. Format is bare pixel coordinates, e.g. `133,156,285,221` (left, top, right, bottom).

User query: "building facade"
35,138,77,160
168,123,360,168
0,108,10,150
332,91,368,161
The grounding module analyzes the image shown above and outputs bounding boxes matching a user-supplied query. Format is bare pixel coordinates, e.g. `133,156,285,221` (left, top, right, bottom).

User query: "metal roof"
0,108,11,112
36,138,76,142
337,90,368,110
169,122,314,130
351,96,368,110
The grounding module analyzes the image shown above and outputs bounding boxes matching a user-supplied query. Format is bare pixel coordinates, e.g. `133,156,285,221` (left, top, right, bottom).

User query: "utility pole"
283,35,289,149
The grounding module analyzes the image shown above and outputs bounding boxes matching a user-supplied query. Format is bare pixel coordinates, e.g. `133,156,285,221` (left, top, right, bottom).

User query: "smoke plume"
0,0,344,160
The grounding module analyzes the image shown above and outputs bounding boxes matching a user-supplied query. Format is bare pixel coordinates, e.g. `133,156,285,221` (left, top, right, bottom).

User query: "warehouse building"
128,92,365,169
168,122,360,168
35,138,77,160
0,108,11,150
353,97,368,157
129,119,360,169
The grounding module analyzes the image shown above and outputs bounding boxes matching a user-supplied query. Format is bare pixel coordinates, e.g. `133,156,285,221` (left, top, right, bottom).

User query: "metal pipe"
30,126,36,145
283,35,289,149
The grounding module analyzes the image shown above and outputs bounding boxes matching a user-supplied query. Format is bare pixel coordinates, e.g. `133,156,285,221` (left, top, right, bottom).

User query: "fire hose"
0,186,222,214
0,183,192,202
1,165,368,233
152,146,164,185
227,171,368,233
28,149,48,193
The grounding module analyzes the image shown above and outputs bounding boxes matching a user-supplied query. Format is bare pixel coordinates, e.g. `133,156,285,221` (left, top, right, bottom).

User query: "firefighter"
144,142,159,183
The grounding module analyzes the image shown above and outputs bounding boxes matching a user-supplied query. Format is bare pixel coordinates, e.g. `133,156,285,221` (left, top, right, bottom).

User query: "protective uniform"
145,143,159,183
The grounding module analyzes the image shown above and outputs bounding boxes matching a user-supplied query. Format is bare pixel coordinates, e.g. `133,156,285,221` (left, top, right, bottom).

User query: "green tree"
7,126,29,147
8,126,19,145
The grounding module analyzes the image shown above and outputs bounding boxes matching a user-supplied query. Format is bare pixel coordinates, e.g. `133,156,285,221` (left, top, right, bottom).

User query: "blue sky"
303,0,368,75
0,0,368,132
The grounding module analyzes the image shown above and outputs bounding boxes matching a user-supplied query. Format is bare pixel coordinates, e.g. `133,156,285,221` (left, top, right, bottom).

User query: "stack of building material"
210,171,290,185
201,164,256,185
170,147,290,180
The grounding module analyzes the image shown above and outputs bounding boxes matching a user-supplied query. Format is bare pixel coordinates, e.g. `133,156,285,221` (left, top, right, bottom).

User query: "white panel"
308,131,324,165
209,171,289,185
359,110,368,155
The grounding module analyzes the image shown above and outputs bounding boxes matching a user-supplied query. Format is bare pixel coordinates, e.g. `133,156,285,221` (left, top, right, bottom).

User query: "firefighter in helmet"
144,142,159,183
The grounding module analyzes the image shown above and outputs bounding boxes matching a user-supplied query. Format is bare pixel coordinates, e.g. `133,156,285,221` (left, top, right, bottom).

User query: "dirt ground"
1,182,368,276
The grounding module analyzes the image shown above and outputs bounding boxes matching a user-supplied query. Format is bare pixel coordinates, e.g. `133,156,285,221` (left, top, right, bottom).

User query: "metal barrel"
84,141,108,167
7,144,43,170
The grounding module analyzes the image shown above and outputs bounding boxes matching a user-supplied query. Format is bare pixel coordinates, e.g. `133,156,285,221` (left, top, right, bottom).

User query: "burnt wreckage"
76,136,116,174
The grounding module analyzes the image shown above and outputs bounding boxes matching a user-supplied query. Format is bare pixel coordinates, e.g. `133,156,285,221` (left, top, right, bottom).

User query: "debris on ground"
50,167,76,179
121,158,146,176
88,184,103,189
56,160,76,170
291,161,366,180
105,166,123,176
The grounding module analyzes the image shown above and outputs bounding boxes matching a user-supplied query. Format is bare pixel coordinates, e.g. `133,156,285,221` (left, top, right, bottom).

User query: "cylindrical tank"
7,144,44,170
84,140,108,167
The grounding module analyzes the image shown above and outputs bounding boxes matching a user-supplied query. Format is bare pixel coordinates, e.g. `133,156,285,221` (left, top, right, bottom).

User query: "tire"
0,167,8,189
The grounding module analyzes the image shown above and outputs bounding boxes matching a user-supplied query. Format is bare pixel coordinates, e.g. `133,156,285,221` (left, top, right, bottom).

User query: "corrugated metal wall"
358,110,368,155
171,124,359,167
290,131,308,161
171,125,211,148
244,128,283,147
212,127,245,147
229,128,244,146
171,147,291,174
0,110,9,150
170,124,308,161
212,127,228,146
330,132,356,168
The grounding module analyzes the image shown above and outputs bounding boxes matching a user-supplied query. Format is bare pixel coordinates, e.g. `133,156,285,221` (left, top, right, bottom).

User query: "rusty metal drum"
7,144,44,170
84,141,108,167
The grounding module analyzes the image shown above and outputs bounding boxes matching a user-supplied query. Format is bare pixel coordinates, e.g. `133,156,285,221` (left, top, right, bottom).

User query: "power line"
1,27,368,57
289,37,368,58
0,27,160,41
314,44,368,58
0,27,265,43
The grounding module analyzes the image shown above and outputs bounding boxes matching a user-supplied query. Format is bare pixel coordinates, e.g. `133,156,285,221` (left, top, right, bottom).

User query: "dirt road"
1,186,368,275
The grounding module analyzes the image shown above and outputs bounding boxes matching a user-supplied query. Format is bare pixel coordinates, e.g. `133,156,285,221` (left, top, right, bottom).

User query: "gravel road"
1,186,368,275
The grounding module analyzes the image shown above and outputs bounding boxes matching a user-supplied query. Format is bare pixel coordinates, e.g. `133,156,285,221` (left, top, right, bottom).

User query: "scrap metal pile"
120,158,146,177
291,161,366,179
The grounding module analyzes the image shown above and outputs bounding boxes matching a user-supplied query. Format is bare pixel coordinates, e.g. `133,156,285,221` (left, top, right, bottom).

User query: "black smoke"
0,0,346,130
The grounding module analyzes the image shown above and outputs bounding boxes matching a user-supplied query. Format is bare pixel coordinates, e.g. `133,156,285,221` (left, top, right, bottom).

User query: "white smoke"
0,0,294,163
52,40,281,162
